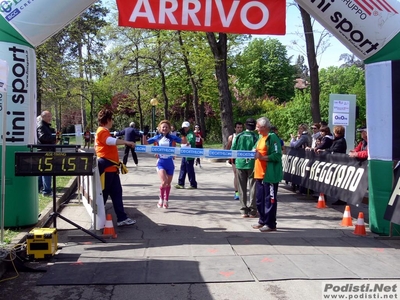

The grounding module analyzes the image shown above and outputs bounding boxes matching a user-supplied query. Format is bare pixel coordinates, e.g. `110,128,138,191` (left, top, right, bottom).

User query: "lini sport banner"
296,0,400,62
384,164,400,225
117,0,286,35
0,0,97,47
283,148,368,205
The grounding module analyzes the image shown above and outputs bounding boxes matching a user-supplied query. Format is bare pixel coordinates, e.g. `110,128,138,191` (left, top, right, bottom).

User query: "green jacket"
263,132,283,183
231,130,259,169
186,130,196,160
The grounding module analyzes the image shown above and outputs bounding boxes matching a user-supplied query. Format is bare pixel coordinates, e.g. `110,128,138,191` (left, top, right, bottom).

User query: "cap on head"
182,121,190,128
245,118,256,130
130,122,135,127
357,127,367,132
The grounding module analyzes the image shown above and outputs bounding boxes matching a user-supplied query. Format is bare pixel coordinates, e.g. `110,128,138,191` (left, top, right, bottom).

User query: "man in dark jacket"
115,122,142,166
37,110,57,196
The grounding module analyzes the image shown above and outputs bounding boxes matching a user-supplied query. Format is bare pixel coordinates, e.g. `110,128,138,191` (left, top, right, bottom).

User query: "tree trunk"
299,6,321,123
78,42,86,129
177,31,200,125
156,31,169,120
134,46,144,131
206,32,233,146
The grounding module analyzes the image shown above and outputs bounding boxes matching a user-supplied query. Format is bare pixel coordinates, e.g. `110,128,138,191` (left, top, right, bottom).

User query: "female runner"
147,120,187,208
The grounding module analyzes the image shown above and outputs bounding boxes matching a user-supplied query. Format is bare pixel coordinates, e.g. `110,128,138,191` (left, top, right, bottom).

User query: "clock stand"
15,144,106,243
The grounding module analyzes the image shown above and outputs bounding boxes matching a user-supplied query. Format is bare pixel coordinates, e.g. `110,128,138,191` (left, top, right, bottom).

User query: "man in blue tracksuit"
115,122,142,166
175,121,197,189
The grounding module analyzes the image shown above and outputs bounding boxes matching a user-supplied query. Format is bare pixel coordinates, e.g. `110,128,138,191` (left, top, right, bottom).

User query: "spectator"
95,108,136,227
175,121,197,189
226,122,244,200
308,126,333,151
37,110,57,197
290,124,311,149
147,120,186,208
310,123,321,148
290,123,311,194
115,121,142,167
271,126,285,152
170,124,178,136
252,117,283,232
349,127,368,160
319,125,347,154
317,125,348,205
83,128,91,149
231,118,259,218
194,124,204,167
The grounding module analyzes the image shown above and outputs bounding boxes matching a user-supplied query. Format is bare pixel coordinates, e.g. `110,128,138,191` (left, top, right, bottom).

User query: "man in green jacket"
252,117,283,232
231,118,259,217
176,121,197,189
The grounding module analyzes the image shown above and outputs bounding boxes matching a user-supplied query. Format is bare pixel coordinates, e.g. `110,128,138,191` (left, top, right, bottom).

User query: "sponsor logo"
237,151,255,158
134,145,146,152
1,0,36,20
5,8,19,21
0,1,13,13
334,114,348,121
309,0,382,56
151,146,175,154
209,150,232,158
180,148,204,156
354,0,398,16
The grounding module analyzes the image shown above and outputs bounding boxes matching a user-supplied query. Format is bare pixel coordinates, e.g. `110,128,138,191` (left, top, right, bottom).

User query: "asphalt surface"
1,151,400,300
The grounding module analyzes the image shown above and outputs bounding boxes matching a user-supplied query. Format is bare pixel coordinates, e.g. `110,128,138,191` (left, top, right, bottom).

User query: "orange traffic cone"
103,214,117,238
340,205,353,227
353,212,367,236
316,193,327,208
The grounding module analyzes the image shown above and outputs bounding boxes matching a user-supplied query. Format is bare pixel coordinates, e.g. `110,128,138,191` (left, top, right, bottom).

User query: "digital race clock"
15,152,94,176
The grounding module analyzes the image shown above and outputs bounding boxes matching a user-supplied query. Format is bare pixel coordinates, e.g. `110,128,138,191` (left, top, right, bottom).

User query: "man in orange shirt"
95,109,136,227
253,118,269,222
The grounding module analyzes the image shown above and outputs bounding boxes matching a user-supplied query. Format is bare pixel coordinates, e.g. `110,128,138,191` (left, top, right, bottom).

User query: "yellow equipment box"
26,228,58,260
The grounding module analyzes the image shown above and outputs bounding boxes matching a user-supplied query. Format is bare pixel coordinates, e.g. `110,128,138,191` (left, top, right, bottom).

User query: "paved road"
1,152,400,300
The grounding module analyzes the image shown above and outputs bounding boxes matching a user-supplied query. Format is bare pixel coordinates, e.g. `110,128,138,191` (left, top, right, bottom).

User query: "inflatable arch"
1,0,399,234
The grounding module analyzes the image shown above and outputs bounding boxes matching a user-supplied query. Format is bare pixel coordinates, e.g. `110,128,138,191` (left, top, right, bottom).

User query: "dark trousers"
38,175,52,194
123,145,138,165
256,180,278,229
178,158,197,188
195,145,203,165
102,172,127,222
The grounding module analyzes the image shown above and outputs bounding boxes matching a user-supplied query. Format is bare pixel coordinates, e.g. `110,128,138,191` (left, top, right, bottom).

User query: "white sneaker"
117,217,136,226
157,197,163,208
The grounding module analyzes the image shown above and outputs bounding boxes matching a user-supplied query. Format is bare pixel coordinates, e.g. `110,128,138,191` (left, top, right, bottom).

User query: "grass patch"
38,176,73,212
2,176,73,244
204,142,223,149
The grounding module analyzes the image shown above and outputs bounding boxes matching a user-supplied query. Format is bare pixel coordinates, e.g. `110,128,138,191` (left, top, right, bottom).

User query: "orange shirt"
254,135,268,179
95,127,119,172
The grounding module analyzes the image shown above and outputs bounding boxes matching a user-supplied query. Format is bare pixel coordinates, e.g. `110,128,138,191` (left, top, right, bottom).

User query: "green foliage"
232,38,296,103
319,66,366,126
250,65,366,143
35,3,367,145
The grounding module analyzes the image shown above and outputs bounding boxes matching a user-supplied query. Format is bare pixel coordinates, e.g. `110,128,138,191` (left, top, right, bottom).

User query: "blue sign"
151,146,175,155
179,148,204,157
237,151,255,159
135,145,147,153
207,150,232,158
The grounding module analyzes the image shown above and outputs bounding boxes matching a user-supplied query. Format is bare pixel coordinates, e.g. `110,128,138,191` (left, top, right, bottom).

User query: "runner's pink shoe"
163,200,169,209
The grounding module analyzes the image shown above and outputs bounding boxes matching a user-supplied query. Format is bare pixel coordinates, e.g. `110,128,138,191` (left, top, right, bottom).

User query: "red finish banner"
117,0,285,35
